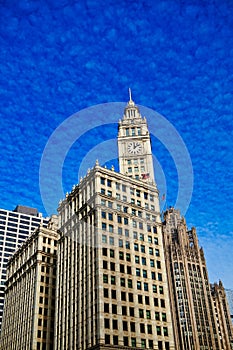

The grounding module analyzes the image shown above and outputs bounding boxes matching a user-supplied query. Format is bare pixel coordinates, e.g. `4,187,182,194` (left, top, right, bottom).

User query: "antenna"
129,88,132,101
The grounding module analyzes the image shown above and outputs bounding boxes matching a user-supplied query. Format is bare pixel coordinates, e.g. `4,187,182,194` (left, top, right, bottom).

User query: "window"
112,290,116,299
126,253,131,261
139,232,144,239
157,326,161,336
112,304,117,314
125,241,130,249
150,259,155,267
107,190,112,197
127,266,132,274
149,247,153,255
159,286,164,294
129,293,134,302
123,195,127,202
104,303,109,312
157,261,161,269
109,224,113,233
113,319,118,329
120,264,125,273
153,226,157,233
129,307,134,316
101,188,105,195
118,227,122,235
146,310,151,319
128,279,133,288
132,208,136,216
139,309,144,318
158,273,163,281
143,270,147,278
124,218,128,225
119,239,123,247
154,298,159,307
122,306,127,315
120,278,125,287
125,229,129,237
137,281,141,290
145,296,150,305
116,182,120,190
151,272,156,280
104,288,108,298
121,291,126,301
154,237,158,245
155,312,160,320
117,204,121,211
133,231,138,239
141,339,146,348
102,223,106,231
101,177,105,185
149,340,153,349
142,257,146,265
138,295,143,304
147,225,151,232
110,249,114,258
131,338,136,347
134,243,139,251
111,276,116,285
109,237,114,245
102,235,107,243
141,245,145,253
116,193,120,200
124,337,128,346
161,299,165,308
140,324,145,333
131,322,136,332
144,283,148,291
136,189,140,197
102,248,107,256
105,319,110,328
108,213,113,220
136,268,140,276
162,313,167,322
122,184,126,192
123,321,128,331
123,206,128,213
155,249,160,257
119,252,124,260
153,285,157,293
105,335,110,344
126,128,129,136
103,274,108,283
135,256,139,264
117,215,122,223
103,261,108,269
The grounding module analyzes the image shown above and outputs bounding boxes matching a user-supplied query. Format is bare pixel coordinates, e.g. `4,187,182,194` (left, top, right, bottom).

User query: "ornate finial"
111,165,114,171
95,159,99,166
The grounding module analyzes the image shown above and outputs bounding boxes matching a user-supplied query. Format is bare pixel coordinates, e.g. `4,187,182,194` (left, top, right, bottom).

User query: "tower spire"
129,88,132,101
128,88,135,106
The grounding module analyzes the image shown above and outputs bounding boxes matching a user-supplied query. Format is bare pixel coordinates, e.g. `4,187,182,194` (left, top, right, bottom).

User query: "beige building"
211,281,233,349
54,97,175,350
0,216,59,350
162,207,233,350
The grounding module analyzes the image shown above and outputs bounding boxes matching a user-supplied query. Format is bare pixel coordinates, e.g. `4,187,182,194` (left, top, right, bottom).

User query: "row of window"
102,221,157,234
104,334,170,349
105,317,167,331
103,261,161,275
103,275,164,293
100,178,155,201
101,199,157,214
102,246,160,260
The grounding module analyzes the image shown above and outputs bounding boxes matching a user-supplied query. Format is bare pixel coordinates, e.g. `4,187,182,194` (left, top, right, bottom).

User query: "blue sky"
0,0,232,288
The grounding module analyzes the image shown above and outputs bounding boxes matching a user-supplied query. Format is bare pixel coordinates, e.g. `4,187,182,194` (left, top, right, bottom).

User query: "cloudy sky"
0,0,232,288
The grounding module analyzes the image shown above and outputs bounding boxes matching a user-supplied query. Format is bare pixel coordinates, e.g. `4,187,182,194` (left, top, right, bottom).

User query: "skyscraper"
0,205,49,331
0,215,59,350
54,96,175,350
162,207,233,350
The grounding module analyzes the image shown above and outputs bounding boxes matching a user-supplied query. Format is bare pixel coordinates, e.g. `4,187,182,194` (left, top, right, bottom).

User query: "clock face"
127,141,143,154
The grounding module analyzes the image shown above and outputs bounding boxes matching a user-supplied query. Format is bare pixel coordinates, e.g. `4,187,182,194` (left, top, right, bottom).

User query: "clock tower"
118,90,155,183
